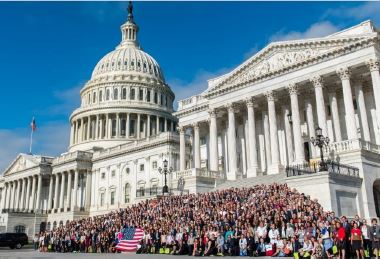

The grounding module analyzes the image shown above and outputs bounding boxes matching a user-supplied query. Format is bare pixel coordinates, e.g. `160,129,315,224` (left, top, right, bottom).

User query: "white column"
354,81,371,142
1,184,8,210
35,174,42,211
70,123,74,146
337,67,357,140
80,118,84,142
19,178,26,211
47,175,53,211
366,58,380,132
126,113,130,138
95,115,99,139
310,75,328,137
209,109,219,171
75,121,79,144
85,171,92,209
29,176,36,211
179,126,186,171
137,113,141,139
282,106,294,164
288,83,305,164
106,114,110,138
193,123,201,169
329,91,342,142
86,116,91,140
262,111,271,170
24,177,30,211
9,183,14,210
246,98,258,177
147,115,151,138
72,170,79,211
156,116,160,135
116,113,120,138
14,180,20,211
99,117,104,139
59,172,65,211
305,99,316,157
66,171,72,211
164,118,168,132
227,103,237,180
265,91,281,173
53,174,59,210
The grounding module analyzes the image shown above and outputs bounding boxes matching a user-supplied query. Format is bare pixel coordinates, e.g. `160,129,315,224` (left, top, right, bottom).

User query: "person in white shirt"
268,224,279,244
255,221,267,240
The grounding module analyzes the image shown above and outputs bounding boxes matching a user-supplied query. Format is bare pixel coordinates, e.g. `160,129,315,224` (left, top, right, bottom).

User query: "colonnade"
179,59,380,179
70,113,176,146
1,174,42,212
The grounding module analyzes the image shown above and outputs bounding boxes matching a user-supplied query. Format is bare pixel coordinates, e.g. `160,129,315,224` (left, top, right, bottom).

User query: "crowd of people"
34,183,380,258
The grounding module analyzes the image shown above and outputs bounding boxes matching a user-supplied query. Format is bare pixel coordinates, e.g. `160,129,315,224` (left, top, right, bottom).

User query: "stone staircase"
213,173,286,191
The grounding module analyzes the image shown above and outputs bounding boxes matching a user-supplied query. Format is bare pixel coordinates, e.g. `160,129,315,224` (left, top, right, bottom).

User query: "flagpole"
29,127,33,155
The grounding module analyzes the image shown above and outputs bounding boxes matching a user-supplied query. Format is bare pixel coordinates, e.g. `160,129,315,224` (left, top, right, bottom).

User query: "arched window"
122,88,127,100
147,90,151,102
130,88,135,100
106,89,110,100
154,92,158,104
139,89,144,101
14,225,25,233
113,88,118,100
93,92,96,103
124,183,131,203
99,90,103,102
160,94,164,105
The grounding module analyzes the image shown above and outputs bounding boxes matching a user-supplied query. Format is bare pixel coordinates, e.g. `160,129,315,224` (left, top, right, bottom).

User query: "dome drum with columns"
69,2,176,152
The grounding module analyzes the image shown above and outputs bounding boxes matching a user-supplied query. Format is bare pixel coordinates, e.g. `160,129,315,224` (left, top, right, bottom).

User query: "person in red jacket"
335,222,346,259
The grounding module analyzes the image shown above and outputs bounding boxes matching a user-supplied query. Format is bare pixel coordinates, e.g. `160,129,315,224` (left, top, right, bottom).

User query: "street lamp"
310,126,330,171
158,159,173,195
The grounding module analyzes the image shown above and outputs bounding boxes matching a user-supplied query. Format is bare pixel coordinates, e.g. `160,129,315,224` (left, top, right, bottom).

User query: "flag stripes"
115,227,144,252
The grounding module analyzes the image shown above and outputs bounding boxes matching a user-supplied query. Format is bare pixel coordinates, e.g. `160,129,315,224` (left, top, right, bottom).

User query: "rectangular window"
353,99,358,110
110,191,115,205
100,193,105,206
147,90,151,102
99,90,103,102
327,105,331,117
140,164,144,172
101,172,105,179
152,161,157,169
139,89,144,101
200,137,206,145
154,92,158,104
160,94,163,105
111,170,115,177
130,88,135,100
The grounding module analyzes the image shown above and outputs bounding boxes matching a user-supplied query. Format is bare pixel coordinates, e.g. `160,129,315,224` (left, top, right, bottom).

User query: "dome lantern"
120,1,139,48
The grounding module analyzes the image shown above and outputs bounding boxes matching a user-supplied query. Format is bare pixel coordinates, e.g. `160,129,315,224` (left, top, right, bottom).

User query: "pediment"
206,31,377,94
2,153,40,176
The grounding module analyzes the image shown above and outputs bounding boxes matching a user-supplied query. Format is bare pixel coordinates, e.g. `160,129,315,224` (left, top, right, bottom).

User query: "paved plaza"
0,248,273,259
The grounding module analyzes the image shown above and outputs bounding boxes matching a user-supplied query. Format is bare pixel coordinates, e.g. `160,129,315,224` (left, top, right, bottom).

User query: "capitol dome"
68,2,177,152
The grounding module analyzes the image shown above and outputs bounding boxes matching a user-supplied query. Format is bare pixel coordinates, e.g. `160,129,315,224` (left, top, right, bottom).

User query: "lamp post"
310,126,330,171
158,159,173,195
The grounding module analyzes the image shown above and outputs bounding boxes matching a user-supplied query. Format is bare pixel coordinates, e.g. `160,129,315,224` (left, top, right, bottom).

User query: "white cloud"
168,67,233,109
0,121,70,174
270,21,340,42
324,2,380,24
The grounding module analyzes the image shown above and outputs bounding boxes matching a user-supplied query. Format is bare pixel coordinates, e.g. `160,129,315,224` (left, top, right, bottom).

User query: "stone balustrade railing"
177,94,205,110
173,168,224,180
93,132,179,158
53,151,93,165
324,139,380,155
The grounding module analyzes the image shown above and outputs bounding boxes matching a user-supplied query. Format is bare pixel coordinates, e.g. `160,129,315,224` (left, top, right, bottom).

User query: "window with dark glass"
130,88,135,100
147,90,151,102
139,89,144,101
154,92,158,104
122,88,127,100
113,88,118,100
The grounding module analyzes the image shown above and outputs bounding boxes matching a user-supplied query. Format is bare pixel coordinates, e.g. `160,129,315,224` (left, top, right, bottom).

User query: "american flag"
30,117,36,131
115,227,144,252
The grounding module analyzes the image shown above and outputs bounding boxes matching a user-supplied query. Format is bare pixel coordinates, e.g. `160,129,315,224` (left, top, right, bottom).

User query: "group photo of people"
34,183,380,258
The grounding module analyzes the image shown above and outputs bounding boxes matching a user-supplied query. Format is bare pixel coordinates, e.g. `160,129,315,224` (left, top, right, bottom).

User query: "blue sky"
0,1,379,171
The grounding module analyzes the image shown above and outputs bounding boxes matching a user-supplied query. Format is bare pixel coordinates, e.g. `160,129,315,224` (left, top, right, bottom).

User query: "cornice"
173,103,209,118
204,36,377,99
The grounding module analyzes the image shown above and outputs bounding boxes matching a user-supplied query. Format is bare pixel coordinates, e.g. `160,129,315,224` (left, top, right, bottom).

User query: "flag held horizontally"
115,227,144,252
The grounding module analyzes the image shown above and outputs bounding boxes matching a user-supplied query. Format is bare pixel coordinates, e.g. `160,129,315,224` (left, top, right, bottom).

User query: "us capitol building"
1,5,380,238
